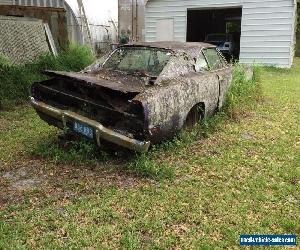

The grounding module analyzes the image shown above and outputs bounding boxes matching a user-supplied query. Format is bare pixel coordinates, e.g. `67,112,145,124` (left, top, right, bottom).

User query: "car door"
192,52,220,115
202,48,233,110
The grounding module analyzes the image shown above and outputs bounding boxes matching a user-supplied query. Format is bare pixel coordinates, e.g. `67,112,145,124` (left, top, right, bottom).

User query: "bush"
0,44,95,109
0,54,11,68
36,44,96,72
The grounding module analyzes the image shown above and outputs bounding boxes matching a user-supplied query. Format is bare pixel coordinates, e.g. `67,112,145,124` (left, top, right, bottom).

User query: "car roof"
121,41,216,58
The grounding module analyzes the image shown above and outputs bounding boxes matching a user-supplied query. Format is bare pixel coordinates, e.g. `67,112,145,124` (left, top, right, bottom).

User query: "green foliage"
296,42,300,57
297,0,300,33
31,134,104,167
0,44,95,108
128,153,175,180
36,44,96,72
30,130,174,180
226,21,241,33
224,64,262,119
0,54,11,67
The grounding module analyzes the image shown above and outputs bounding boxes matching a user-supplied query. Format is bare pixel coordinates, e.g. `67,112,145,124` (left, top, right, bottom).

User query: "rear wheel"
184,104,204,130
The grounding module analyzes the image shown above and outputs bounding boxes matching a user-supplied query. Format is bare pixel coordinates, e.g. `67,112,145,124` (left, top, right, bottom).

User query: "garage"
144,0,297,68
186,8,242,60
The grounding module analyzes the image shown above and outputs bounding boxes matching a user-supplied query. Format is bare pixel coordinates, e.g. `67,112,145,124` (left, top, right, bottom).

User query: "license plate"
73,121,94,139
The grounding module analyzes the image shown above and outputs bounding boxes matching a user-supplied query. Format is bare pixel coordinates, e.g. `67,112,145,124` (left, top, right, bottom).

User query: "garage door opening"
187,8,242,60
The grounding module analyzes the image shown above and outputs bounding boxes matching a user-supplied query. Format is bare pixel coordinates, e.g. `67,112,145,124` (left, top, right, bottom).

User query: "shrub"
0,44,95,109
0,54,11,68
36,44,96,72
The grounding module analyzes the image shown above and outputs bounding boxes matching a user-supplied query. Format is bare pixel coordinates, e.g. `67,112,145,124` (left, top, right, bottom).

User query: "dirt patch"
0,158,148,209
12,178,42,191
2,166,43,190
242,132,255,141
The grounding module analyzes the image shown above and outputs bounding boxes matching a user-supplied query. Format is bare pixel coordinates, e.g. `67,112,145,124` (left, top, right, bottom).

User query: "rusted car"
30,42,232,152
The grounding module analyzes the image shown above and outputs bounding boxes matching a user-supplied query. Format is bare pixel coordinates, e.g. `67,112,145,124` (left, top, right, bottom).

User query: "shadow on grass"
30,131,176,181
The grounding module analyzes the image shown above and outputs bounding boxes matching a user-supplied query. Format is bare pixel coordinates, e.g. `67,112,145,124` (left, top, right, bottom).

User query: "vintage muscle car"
30,42,232,152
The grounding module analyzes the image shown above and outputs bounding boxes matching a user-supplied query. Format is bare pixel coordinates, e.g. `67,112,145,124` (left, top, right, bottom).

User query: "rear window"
103,47,172,77
203,48,226,70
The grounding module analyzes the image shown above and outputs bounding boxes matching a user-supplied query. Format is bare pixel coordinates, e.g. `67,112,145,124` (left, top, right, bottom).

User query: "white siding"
156,18,174,40
0,0,13,4
145,0,296,67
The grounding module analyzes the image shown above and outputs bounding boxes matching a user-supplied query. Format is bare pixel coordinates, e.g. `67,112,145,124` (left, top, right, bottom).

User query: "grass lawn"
0,59,299,249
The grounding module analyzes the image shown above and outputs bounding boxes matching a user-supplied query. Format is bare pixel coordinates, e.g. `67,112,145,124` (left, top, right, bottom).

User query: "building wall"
119,0,145,41
0,0,83,44
145,0,297,67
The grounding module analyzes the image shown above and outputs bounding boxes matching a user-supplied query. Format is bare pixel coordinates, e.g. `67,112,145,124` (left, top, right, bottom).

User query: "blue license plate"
73,121,94,139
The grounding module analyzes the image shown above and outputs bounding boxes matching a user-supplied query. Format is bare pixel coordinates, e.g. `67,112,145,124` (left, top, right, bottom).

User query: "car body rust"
30,41,233,152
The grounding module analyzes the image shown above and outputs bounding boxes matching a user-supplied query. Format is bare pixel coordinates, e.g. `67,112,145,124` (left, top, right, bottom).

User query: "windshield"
103,47,172,76
206,34,226,41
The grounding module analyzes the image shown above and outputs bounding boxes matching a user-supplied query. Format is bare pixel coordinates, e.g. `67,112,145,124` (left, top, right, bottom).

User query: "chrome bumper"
30,97,150,153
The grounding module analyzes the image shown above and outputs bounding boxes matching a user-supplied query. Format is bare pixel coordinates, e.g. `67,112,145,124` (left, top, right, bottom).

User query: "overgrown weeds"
128,154,175,180
0,44,95,109
223,64,262,120
31,133,108,167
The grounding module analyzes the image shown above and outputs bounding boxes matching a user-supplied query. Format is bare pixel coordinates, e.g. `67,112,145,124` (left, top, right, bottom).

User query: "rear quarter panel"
135,72,220,142
215,66,233,109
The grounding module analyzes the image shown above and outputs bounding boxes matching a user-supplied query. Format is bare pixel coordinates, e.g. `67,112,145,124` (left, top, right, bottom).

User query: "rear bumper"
30,97,150,153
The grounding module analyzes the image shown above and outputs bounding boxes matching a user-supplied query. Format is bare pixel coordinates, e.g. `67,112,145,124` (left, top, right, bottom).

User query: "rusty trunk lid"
44,70,147,94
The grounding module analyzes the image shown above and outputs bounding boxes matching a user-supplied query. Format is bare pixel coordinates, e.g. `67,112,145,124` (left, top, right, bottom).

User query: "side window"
203,48,225,70
195,53,209,72
216,50,228,66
